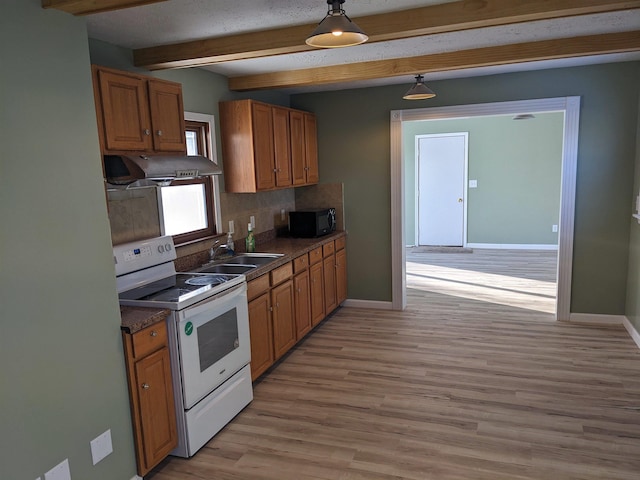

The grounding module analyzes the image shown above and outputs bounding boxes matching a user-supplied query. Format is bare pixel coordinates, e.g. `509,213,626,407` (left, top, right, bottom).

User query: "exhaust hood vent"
104,154,222,185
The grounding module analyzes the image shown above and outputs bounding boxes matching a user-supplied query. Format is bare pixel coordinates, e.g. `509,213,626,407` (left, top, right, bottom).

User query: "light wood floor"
149,251,640,480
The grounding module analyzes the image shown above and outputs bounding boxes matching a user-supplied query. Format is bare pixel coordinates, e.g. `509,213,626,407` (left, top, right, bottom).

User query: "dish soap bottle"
226,231,235,255
245,223,255,253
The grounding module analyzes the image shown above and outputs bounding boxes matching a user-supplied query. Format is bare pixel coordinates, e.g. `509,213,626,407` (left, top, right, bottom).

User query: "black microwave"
289,208,336,238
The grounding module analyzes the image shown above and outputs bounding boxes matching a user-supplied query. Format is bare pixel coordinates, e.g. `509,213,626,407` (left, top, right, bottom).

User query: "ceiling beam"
133,0,640,70
41,0,168,16
228,31,640,91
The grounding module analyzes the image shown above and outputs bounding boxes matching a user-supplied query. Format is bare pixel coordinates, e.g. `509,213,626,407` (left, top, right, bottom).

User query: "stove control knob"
165,243,172,252
157,245,165,253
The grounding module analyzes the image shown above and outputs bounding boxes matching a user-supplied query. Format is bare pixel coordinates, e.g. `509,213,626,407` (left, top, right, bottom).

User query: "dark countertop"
120,306,170,334
119,231,346,332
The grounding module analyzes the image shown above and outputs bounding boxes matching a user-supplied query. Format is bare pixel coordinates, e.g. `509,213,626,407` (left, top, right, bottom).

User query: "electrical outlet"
250,215,255,229
90,429,113,465
44,459,70,480
228,220,234,234
552,224,558,233
280,209,285,221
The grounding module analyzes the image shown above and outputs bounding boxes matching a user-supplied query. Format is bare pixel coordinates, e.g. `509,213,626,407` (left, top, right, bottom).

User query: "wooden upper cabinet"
219,99,318,192
147,79,187,152
92,65,186,155
251,102,276,191
304,113,319,184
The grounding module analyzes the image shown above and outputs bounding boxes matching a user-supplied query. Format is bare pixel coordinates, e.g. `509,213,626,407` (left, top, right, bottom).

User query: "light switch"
469,180,478,188
90,429,113,465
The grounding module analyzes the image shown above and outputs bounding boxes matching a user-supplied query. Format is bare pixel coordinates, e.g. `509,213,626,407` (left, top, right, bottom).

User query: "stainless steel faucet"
209,240,230,261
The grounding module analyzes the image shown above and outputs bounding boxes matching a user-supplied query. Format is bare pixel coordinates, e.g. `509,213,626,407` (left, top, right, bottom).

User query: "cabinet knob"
141,383,150,390
156,130,163,136
143,129,151,136
273,168,277,173
150,330,158,337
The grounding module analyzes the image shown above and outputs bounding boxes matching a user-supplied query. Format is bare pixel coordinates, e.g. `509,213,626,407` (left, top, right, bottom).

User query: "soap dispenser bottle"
226,231,235,254
245,223,255,253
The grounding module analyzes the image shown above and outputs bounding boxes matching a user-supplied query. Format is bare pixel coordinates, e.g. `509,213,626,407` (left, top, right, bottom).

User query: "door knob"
458,198,463,203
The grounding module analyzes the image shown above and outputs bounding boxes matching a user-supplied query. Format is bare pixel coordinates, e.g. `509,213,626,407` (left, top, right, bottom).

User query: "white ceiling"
84,0,640,94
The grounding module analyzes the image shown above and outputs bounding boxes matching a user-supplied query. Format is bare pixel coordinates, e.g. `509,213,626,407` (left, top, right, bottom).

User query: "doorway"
390,97,580,320
417,133,468,247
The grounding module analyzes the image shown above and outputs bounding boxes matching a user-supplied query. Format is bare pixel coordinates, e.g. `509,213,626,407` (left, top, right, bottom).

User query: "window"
158,113,221,245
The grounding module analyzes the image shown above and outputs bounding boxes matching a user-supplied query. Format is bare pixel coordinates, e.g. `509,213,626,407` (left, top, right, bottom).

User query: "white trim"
185,111,223,235
466,243,558,250
415,132,469,247
130,476,143,480
623,317,640,350
390,96,580,320
343,299,393,310
567,313,624,325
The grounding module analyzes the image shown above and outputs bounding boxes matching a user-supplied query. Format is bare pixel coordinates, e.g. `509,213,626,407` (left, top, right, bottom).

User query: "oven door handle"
178,282,247,325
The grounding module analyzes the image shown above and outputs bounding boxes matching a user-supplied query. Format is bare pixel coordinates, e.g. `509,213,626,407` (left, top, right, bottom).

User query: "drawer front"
271,261,293,286
248,274,270,301
293,254,309,273
309,247,323,265
132,321,168,359
323,241,335,257
335,236,346,251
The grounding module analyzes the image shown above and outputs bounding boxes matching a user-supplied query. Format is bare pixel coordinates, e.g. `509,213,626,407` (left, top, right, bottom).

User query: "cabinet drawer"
309,247,323,265
293,254,309,273
323,241,335,257
132,322,168,359
271,262,293,286
248,275,270,301
335,236,346,251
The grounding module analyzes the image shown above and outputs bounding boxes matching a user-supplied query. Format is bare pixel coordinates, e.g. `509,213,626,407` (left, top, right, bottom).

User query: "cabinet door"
135,347,177,473
294,270,312,339
336,247,347,305
290,110,307,186
271,280,296,359
304,113,319,184
248,292,274,380
272,106,292,187
323,254,337,314
251,102,276,190
310,261,325,326
97,69,152,151
147,80,187,152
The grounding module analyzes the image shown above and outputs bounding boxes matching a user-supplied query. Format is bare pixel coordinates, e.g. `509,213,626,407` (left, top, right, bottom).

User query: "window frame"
159,112,222,245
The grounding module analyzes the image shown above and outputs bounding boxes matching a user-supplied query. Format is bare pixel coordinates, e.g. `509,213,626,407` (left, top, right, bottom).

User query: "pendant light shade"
306,0,368,48
403,75,436,100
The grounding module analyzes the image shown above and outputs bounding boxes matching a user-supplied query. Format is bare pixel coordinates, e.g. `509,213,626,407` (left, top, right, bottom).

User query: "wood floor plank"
148,250,640,480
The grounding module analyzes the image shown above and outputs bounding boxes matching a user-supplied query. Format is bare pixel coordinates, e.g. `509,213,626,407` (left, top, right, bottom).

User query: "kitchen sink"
224,253,284,266
198,264,257,274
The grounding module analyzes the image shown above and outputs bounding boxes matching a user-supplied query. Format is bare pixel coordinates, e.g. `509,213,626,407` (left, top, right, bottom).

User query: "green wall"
403,113,564,246
625,93,640,331
1,2,136,479
292,62,640,311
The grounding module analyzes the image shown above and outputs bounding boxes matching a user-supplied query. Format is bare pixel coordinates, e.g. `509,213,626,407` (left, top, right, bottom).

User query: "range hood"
104,154,222,185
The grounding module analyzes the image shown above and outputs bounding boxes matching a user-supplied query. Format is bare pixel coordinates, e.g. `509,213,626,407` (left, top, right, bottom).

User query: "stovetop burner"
118,272,244,310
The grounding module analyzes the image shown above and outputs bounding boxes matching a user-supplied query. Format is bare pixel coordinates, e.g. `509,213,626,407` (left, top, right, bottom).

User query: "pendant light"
306,0,368,48
403,75,436,100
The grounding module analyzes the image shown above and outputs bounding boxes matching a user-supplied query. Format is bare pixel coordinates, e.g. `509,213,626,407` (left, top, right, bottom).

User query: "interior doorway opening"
390,97,580,321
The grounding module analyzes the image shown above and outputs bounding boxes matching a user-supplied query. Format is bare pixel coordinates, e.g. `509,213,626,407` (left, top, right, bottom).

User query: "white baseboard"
623,316,640,350
466,243,558,250
130,475,143,480
342,299,393,310
567,313,625,325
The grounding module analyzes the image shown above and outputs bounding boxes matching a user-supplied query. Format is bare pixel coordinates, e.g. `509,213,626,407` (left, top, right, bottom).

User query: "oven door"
176,282,250,409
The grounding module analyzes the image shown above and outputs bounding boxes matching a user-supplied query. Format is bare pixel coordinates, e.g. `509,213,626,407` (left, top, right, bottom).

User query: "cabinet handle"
269,306,273,312
150,330,158,337
273,168,277,173
156,130,163,136
141,383,150,390
143,129,151,136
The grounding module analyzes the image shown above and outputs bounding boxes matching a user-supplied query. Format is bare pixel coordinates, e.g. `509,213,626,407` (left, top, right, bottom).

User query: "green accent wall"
625,92,640,332
292,62,640,312
1,2,136,480
403,113,564,246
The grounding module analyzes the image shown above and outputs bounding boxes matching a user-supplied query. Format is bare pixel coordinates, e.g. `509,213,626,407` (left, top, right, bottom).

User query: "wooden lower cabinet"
271,279,296,359
336,246,348,305
309,261,325,326
248,292,274,381
122,322,177,477
323,253,338,314
294,269,312,339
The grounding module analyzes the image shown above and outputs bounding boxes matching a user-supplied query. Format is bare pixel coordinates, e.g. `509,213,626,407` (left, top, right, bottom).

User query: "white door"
417,133,467,246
